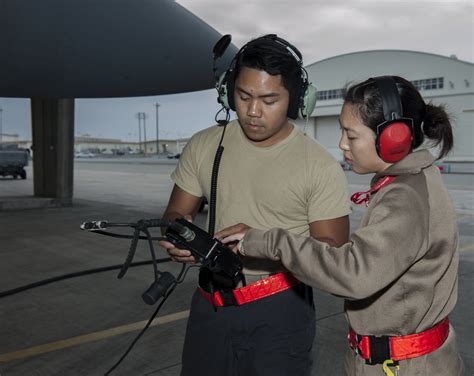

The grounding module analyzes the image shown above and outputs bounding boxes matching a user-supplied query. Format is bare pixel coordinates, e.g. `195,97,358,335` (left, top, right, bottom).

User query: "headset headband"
237,34,302,65
215,34,317,119
369,76,415,163
371,76,403,121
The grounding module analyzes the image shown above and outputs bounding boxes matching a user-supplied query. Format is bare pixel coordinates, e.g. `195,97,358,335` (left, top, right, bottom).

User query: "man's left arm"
309,216,349,247
306,159,351,247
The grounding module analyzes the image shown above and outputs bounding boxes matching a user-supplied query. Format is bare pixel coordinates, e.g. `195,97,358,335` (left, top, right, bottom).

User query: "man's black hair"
234,39,303,102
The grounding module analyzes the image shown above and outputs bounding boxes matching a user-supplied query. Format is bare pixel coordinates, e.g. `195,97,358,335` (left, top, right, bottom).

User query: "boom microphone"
213,34,232,59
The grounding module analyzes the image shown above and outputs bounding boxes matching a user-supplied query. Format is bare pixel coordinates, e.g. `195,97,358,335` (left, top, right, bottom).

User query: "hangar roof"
305,49,473,97
307,49,473,68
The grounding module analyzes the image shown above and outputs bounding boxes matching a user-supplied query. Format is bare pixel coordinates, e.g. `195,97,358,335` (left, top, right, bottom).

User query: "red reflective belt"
348,317,450,364
198,272,300,307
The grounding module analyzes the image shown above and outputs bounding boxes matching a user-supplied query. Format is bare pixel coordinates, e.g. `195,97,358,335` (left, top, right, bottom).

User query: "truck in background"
0,144,29,179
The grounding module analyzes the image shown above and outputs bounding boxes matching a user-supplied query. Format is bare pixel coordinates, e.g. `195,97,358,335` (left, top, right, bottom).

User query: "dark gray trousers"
180,283,315,376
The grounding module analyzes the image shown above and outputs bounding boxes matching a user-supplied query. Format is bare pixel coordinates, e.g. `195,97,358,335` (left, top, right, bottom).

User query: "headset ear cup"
377,122,413,163
216,70,237,111
299,83,317,119
216,72,231,111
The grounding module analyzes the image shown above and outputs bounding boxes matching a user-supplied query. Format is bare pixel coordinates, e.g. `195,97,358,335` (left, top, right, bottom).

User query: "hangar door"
315,116,342,161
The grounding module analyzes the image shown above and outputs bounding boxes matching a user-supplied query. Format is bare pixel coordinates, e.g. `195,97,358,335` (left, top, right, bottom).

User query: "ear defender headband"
372,76,414,163
216,34,317,120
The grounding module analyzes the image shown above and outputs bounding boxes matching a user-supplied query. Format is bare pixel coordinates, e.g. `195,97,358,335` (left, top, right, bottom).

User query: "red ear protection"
372,76,414,163
376,121,413,163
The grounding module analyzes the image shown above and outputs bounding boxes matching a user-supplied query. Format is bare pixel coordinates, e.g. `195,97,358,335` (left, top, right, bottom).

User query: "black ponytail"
422,103,453,159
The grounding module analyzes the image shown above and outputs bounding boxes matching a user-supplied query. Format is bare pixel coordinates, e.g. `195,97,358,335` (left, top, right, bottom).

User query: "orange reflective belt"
199,272,300,307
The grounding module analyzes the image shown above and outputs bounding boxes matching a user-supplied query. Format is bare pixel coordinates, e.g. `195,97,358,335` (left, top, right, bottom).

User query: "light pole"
135,112,143,153
155,103,160,155
142,113,147,156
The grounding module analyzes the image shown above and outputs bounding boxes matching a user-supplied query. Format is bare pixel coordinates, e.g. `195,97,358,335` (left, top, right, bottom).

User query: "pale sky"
1,0,472,142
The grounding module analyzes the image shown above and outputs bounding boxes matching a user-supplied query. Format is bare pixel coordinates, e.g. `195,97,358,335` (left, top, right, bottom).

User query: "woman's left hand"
215,223,251,255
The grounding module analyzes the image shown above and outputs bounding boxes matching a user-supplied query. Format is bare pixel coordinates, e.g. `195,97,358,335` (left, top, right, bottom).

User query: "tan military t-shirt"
172,120,351,275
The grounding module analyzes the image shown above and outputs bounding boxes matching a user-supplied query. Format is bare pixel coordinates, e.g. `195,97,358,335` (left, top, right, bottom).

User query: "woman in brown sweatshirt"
218,76,465,375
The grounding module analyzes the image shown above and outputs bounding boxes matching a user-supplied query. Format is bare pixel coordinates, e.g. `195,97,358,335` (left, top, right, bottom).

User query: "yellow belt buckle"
382,359,400,376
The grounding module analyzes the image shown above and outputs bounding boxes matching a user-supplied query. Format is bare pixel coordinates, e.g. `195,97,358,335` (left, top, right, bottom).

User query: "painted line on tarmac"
459,243,474,253
0,309,189,363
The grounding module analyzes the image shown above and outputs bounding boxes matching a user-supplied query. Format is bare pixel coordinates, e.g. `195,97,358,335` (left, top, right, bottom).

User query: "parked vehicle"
75,151,95,158
0,145,29,179
166,153,181,159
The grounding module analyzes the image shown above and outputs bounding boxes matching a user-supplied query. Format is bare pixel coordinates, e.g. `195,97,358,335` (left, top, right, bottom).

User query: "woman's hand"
215,223,252,255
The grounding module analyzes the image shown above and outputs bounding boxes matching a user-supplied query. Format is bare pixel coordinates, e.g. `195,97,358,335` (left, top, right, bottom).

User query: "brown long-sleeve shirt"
244,150,459,337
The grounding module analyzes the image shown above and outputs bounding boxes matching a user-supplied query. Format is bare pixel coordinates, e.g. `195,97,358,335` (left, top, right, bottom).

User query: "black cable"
117,221,168,280
103,293,171,375
105,222,141,227
0,258,171,299
104,264,187,376
117,226,141,279
80,219,172,241
3,218,198,375
88,230,166,241
143,227,159,281
176,264,200,284
315,311,345,322
208,124,227,236
214,107,230,126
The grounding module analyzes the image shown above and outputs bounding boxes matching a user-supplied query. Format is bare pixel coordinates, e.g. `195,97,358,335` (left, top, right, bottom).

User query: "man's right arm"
160,184,203,263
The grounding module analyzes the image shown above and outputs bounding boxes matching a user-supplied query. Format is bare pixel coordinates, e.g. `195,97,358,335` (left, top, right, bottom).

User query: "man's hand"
158,215,196,263
215,223,251,255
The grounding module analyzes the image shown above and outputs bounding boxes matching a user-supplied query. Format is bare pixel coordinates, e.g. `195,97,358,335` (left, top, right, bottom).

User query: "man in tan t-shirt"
159,34,351,376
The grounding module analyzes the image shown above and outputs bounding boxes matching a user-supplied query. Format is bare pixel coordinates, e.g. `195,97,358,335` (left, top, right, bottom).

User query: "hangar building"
295,50,474,162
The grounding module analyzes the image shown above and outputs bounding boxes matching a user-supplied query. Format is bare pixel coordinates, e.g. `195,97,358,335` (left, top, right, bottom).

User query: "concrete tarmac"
0,160,472,376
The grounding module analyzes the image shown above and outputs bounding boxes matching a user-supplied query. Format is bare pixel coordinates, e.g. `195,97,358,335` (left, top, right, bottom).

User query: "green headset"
215,34,317,120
